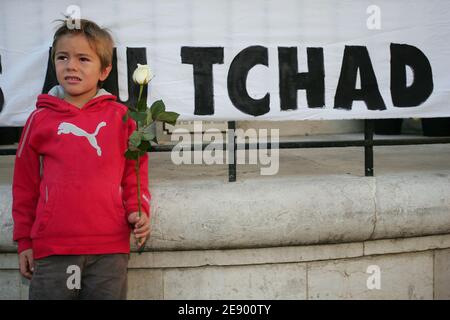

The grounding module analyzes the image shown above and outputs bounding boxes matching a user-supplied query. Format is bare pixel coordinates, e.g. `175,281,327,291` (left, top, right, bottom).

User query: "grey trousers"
29,254,129,300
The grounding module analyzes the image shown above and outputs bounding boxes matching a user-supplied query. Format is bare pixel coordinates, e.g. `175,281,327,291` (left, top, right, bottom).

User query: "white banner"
1,0,450,126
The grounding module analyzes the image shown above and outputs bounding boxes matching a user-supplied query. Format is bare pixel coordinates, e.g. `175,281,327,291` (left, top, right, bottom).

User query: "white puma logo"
57,121,107,156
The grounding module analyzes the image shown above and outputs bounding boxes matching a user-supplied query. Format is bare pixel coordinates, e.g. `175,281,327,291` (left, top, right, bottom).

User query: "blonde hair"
51,18,114,71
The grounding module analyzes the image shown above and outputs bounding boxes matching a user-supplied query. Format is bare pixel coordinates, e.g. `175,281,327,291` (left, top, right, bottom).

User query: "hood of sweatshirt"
36,85,117,113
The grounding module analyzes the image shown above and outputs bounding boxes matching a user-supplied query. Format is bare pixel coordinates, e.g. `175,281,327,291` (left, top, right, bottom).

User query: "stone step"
1,134,450,252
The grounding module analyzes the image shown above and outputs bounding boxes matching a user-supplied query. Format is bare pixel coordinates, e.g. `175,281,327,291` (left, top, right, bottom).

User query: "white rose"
132,64,153,85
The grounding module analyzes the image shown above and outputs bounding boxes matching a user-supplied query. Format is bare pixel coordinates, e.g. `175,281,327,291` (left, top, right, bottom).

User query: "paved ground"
1,133,450,184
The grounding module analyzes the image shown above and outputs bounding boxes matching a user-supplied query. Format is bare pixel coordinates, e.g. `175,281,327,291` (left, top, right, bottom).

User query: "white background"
1,0,450,125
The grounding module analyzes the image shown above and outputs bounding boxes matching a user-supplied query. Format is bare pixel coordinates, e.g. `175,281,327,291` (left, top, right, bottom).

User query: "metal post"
364,119,374,177
227,121,236,182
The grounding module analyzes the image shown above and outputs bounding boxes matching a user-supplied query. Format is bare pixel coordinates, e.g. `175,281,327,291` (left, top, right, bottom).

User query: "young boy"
11,19,151,300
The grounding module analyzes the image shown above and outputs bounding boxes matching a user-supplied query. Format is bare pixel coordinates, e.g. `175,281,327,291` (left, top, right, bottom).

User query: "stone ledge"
2,142,450,251
364,234,450,256
1,234,450,270
128,242,363,269
3,171,450,251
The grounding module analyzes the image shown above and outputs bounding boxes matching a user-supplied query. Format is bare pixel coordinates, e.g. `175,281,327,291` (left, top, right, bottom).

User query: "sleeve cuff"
17,238,32,253
126,206,150,218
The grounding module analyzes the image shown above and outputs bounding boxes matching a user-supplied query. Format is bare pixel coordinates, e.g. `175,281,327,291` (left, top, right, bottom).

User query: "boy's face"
54,34,111,105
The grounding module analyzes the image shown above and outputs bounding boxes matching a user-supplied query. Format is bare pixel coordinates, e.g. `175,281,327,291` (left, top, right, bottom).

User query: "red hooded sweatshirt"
12,86,151,259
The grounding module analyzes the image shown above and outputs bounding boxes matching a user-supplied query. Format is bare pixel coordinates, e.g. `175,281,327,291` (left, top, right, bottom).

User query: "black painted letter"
227,45,270,116
334,46,386,110
181,47,224,115
391,43,433,107
103,47,148,108
0,54,4,113
278,47,324,110
42,47,58,94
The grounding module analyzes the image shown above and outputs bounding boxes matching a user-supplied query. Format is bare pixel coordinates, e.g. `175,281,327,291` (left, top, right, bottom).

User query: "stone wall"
1,137,449,299
1,234,449,299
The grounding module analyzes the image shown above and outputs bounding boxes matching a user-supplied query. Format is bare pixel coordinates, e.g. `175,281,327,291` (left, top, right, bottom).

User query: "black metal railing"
2,119,450,182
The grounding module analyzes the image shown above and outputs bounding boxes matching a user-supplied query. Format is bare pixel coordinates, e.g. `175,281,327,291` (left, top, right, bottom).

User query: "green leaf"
146,109,153,126
139,150,147,156
143,122,156,139
124,150,139,160
143,122,155,133
150,100,165,121
130,111,148,126
142,131,155,141
138,140,151,152
137,98,147,112
156,111,179,126
129,131,142,148
122,111,129,123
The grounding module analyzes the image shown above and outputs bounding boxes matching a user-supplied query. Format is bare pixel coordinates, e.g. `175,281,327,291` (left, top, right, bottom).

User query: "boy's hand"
127,212,151,249
19,248,34,280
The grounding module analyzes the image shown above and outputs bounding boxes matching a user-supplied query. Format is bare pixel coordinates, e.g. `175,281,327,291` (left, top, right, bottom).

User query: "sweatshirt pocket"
111,184,126,220
111,184,124,210
34,181,129,238
31,184,58,238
